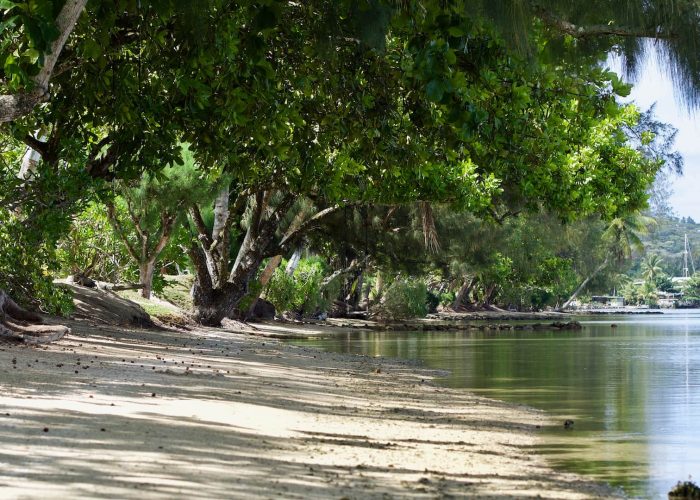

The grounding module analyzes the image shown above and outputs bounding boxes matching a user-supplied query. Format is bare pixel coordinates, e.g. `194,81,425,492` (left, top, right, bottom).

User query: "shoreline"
243,307,668,339
0,319,622,498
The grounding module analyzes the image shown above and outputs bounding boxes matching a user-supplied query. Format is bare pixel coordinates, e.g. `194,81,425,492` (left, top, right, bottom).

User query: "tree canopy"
0,0,693,321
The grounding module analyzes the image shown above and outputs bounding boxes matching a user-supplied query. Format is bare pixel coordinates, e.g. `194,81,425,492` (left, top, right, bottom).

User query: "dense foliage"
265,257,337,317
378,278,429,320
0,1,693,320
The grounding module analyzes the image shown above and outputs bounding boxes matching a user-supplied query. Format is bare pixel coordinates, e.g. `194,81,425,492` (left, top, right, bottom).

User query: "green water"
290,310,700,498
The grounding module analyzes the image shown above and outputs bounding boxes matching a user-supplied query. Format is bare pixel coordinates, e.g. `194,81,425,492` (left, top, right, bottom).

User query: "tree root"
0,290,69,344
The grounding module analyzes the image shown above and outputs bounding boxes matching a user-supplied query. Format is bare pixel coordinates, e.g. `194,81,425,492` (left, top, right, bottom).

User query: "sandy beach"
0,319,621,499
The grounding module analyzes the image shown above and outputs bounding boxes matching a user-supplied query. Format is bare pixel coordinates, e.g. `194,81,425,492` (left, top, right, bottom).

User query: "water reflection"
291,310,700,498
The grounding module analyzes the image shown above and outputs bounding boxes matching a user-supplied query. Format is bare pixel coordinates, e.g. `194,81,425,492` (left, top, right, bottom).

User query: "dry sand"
0,319,622,499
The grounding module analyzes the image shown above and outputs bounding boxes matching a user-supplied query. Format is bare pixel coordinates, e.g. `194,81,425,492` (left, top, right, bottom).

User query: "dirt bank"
0,320,621,499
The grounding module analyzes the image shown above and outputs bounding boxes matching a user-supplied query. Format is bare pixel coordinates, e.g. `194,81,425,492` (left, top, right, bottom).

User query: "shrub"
668,480,700,499
438,291,456,308
56,202,134,283
0,209,73,315
265,267,296,313
426,290,440,313
265,257,334,315
379,278,428,320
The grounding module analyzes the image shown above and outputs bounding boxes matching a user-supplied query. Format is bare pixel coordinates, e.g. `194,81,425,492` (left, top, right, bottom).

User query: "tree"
682,273,700,301
641,254,664,284
561,213,656,309
187,187,349,325
105,155,203,299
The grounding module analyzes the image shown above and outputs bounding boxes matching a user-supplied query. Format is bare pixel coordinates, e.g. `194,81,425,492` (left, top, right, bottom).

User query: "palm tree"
602,214,657,264
641,253,665,284
560,213,656,310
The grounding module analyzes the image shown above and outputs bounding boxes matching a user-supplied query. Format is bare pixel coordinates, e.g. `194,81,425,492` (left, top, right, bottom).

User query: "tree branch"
189,205,212,246
189,205,223,288
0,0,88,123
278,204,345,250
210,184,230,252
21,134,49,158
151,213,176,257
533,7,675,39
124,196,147,243
321,257,367,289
105,202,140,263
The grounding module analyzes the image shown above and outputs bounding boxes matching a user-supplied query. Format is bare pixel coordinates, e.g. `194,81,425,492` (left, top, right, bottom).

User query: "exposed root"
0,290,69,344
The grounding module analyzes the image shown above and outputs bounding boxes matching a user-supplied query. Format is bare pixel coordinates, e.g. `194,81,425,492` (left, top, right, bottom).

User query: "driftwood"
0,290,69,344
67,275,144,292
97,282,144,292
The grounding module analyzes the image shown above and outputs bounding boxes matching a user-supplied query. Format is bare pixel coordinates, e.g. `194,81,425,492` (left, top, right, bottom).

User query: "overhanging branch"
0,0,88,123
278,204,345,250
533,7,675,39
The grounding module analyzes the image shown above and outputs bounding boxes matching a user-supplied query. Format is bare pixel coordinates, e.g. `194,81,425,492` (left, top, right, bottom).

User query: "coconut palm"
641,254,665,284
602,214,657,263
561,213,657,309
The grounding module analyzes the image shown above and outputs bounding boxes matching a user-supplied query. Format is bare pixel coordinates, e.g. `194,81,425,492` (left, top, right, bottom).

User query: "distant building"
672,277,691,286
591,295,625,307
658,291,684,308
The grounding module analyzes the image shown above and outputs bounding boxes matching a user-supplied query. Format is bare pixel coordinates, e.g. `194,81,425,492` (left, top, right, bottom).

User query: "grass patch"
114,275,193,324
161,274,194,311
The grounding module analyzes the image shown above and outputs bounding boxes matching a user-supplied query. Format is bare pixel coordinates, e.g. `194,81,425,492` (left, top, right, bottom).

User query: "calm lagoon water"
289,310,700,498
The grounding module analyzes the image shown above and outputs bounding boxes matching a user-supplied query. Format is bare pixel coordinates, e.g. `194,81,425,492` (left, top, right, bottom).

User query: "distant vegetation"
638,216,700,277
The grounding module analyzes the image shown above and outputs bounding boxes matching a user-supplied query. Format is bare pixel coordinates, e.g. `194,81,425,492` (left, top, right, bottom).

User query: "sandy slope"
0,320,621,499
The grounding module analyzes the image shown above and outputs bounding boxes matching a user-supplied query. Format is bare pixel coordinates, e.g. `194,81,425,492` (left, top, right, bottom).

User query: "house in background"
591,295,625,308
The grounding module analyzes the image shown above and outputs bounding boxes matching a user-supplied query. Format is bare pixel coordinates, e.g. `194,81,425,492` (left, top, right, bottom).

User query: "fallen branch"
96,282,145,292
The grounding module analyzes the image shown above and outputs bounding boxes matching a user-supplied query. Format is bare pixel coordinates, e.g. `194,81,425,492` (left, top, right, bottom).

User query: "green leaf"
426,79,446,102
253,5,279,31
82,39,102,60
23,47,40,64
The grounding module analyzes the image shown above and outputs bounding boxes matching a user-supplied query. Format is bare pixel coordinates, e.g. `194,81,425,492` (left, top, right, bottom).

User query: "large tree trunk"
452,276,475,311
191,282,246,327
191,191,282,326
139,260,156,299
192,236,270,326
0,290,69,344
244,254,282,319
